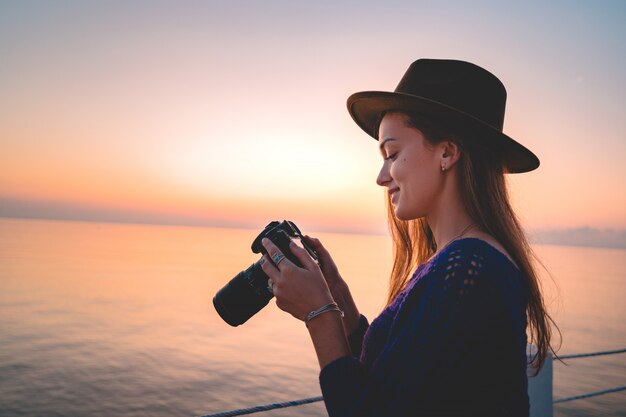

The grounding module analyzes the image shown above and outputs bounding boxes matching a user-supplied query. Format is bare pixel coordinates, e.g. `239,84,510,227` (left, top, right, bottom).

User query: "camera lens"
213,259,273,326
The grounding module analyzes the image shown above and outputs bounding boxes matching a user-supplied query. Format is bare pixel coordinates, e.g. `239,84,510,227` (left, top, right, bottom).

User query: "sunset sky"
1,1,625,235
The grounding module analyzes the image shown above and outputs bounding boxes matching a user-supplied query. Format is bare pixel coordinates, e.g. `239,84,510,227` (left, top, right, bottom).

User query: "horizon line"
2,213,625,251
0,213,385,237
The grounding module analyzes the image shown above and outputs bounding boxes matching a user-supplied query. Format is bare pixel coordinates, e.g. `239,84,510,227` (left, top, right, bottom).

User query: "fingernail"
262,238,268,244
290,240,296,247
259,257,265,265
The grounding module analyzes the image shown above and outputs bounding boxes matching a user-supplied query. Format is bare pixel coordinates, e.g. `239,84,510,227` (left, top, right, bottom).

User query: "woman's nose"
376,163,391,186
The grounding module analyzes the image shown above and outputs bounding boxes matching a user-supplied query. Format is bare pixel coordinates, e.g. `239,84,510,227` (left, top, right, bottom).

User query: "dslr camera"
213,220,318,326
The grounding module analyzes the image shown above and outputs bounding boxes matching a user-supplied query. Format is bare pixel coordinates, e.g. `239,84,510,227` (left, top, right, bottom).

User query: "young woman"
260,59,558,417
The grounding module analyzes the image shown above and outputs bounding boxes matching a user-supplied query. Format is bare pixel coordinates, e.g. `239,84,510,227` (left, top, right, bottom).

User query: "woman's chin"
393,206,422,221
393,207,410,221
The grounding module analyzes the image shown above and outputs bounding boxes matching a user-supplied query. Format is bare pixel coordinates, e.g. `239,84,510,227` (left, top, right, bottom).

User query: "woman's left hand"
260,237,334,321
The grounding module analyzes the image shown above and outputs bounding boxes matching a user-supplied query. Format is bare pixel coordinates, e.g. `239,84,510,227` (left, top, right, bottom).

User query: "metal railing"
200,348,626,417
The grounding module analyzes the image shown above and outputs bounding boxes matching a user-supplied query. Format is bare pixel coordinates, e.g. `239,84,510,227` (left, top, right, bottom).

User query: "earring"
441,164,446,172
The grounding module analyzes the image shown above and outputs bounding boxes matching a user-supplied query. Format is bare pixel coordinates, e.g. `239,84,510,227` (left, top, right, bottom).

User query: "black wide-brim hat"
347,59,539,173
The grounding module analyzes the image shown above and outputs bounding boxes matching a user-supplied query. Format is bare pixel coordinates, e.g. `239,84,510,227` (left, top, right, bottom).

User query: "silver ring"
267,279,274,294
272,253,286,266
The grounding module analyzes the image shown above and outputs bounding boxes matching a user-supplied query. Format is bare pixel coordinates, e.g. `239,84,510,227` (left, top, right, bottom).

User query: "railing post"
527,345,553,417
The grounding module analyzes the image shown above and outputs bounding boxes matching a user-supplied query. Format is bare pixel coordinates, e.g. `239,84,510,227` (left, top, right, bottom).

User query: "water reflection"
0,219,624,416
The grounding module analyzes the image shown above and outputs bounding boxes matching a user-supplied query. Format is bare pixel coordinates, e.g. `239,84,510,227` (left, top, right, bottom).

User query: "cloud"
3,197,626,247
0,197,249,229
529,227,626,250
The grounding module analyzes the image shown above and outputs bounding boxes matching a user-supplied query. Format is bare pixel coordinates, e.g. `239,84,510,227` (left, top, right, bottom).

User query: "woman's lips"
389,188,399,203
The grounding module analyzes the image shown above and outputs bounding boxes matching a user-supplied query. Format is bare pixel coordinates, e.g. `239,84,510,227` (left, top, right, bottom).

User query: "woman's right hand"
303,235,361,335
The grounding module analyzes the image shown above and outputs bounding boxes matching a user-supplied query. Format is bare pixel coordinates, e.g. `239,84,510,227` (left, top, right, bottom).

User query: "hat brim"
347,91,539,173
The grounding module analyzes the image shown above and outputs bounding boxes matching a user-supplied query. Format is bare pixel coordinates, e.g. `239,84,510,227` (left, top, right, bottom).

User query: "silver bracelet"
305,302,344,326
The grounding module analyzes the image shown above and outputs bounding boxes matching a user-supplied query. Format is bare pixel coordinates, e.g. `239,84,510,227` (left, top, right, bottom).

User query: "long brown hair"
382,111,560,373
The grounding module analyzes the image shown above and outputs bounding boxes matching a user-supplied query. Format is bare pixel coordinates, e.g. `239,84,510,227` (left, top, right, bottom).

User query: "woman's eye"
384,153,398,161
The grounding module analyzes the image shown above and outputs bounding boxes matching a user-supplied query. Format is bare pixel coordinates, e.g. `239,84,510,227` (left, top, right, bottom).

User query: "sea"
0,218,624,416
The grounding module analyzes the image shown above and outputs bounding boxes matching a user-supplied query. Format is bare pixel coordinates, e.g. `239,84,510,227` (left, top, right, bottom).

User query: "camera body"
213,220,318,326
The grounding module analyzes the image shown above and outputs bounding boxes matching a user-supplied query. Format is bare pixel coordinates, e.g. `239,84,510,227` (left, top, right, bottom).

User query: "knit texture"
319,238,529,417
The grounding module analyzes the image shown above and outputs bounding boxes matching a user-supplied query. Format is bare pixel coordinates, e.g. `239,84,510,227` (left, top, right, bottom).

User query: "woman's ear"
439,141,461,172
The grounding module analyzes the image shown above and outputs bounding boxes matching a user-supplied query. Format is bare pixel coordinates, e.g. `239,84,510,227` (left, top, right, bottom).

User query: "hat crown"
395,59,507,131
346,58,539,173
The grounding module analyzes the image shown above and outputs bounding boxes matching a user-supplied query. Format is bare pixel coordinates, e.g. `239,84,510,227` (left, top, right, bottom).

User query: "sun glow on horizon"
1,1,625,232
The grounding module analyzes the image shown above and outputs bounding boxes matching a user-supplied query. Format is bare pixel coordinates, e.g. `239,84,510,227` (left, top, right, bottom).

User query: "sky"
1,0,625,236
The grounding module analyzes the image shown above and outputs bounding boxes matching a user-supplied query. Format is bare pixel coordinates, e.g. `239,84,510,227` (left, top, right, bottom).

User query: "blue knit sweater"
319,238,529,417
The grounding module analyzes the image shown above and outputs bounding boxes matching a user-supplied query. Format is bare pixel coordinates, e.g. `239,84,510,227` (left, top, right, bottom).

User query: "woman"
260,59,558,417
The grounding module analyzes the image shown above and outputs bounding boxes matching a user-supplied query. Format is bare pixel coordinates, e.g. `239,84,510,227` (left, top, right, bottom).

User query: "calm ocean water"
0,218,624,416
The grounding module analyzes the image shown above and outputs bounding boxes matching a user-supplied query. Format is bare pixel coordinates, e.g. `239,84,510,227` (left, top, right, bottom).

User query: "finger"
304,235,332,261
289,239,317,270
261,238,294,269
304,235,327,254
260,254,281,280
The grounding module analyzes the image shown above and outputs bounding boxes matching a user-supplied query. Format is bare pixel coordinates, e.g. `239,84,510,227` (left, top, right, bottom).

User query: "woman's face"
376,112,443,221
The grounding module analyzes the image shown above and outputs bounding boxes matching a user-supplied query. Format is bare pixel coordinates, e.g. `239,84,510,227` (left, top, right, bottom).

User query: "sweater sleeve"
347,314,369,357
318,244,526,417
